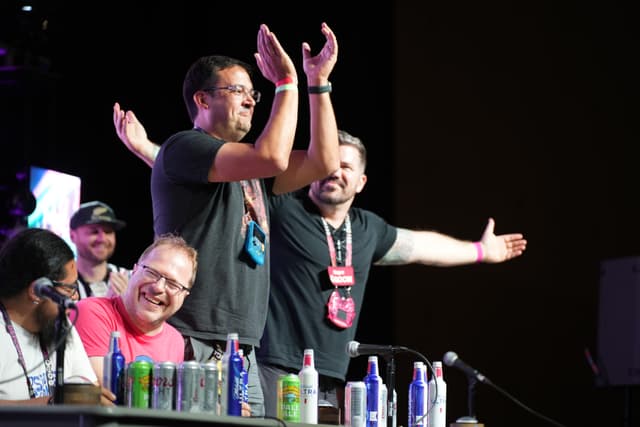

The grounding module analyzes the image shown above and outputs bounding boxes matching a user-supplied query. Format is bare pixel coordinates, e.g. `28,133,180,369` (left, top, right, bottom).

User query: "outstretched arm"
375,218,527,267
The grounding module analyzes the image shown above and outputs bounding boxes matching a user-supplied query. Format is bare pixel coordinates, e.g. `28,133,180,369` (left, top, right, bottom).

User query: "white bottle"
299,348,319,424
427,361,447,427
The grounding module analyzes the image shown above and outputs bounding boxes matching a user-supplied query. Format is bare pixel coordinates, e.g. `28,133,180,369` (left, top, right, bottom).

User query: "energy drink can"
127,360,152,408
176,360,204,412
152,361,176,410
277,373,300,422
202,361,219,414
345,381,367,427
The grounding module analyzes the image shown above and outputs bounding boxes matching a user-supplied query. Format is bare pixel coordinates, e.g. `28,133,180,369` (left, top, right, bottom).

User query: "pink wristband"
474,241,484,263
276,76,294,87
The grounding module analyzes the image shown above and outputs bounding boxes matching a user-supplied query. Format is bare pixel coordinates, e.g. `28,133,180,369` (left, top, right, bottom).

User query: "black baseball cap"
69,201,126,231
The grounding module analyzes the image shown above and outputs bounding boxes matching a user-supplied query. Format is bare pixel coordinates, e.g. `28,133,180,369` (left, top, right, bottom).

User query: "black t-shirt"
257,190,396,380
152,129,270,346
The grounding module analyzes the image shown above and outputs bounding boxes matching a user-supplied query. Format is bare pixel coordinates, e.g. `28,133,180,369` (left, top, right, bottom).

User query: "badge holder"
244,220,266,265
326,265,356,329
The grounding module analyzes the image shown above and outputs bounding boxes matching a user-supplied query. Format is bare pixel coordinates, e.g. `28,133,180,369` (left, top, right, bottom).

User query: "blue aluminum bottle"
408,361,428,427
363,356,383,427
104,331,126,404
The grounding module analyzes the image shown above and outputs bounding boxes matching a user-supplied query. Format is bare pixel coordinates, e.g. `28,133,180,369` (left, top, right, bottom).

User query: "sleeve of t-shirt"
65,326,98,384
364,209,398,262
163,131,221,183
73,298,117,358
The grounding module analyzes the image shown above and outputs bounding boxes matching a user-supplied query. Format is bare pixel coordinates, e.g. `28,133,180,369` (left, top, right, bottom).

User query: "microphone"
346,340,408,358
443,351,490,384
33,277,77,309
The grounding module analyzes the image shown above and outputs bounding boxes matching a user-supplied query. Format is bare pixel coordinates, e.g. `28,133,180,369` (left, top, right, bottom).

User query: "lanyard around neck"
320,215,352,267
0,301,54,398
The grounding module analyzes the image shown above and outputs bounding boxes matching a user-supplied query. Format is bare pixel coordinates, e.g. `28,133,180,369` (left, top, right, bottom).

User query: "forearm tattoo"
376,228,414,266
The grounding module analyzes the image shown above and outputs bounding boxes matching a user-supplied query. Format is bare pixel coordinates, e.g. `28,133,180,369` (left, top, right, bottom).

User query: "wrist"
308,82,332,94
275,83,298,94
474,241,484,263
276,76,296,87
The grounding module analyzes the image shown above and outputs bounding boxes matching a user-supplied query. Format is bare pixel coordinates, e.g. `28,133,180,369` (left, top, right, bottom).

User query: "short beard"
310,183,351,206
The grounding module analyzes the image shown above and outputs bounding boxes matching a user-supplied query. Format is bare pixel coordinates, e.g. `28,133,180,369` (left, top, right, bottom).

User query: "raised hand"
254,24,297,84
302,22,338,84
113,102,158,167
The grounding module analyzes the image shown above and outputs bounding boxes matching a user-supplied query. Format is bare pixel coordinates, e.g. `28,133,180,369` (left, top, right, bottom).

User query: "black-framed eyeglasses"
202,84,261,103
140,264,190,295
51,280,79,297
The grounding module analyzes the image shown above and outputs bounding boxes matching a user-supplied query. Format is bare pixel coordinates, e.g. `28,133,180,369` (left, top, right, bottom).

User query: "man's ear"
194,92,208,109
355,174,368,194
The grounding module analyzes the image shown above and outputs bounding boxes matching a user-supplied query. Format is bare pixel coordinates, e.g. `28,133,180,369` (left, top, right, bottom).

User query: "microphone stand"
53,304,67,404
456,375,480,423
382,353,397,427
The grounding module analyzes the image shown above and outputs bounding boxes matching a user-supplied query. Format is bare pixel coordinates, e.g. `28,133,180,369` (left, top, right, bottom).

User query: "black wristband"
308,82,332,94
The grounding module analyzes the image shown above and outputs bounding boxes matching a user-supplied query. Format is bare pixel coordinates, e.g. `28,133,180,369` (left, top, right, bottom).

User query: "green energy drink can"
277,373,300,422
127,360,153,408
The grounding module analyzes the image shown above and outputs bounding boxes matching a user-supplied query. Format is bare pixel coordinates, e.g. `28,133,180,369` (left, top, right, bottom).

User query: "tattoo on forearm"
376,229,414,266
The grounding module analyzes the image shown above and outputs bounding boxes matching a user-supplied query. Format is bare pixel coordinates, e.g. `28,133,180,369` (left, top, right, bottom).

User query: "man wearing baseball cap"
69,201,130,299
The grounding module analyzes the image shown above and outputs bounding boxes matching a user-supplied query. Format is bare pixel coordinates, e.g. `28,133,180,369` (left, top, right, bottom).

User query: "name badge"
327,266,355,287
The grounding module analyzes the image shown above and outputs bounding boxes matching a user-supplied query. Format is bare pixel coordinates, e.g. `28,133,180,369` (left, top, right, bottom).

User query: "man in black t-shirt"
113,124,527,417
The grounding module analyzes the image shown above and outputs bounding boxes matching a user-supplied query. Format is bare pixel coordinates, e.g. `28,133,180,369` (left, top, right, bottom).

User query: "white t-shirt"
77,263,131,299
0,315,97,400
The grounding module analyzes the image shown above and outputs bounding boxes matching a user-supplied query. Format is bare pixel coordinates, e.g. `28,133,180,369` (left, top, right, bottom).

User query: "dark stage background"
1,1,638,426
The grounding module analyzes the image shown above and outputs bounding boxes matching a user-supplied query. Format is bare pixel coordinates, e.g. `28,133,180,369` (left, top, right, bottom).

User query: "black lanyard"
321,216,352,267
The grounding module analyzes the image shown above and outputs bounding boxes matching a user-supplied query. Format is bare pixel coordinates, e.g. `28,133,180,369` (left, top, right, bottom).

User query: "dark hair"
0,228,74,299
338,130,367,170
182,55,254,122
